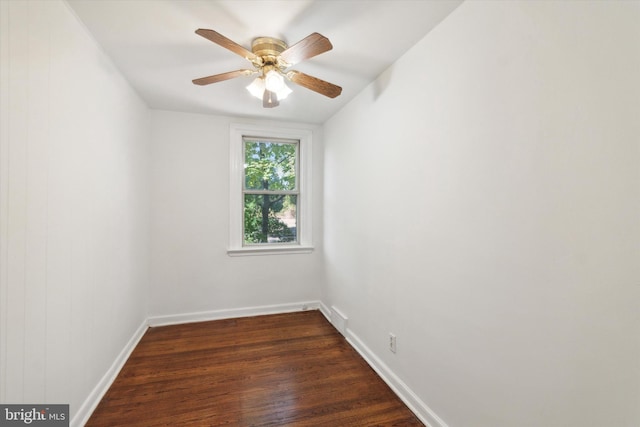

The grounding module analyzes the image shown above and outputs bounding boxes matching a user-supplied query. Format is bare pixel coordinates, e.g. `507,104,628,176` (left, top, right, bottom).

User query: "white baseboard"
76,300,446,427
318,301,331,321
72,319,148,427
147,300,322,327
317,301,446,426
344,329,448,427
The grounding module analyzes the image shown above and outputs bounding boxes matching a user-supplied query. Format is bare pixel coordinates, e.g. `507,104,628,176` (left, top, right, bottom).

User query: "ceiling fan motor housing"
252,37,287,57
251,37,289,69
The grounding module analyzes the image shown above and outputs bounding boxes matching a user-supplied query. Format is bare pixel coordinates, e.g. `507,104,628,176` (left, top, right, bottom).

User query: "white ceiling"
67,0,463,124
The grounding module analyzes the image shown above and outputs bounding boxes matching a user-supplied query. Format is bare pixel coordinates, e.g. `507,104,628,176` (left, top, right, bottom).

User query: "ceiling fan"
192,29,342,108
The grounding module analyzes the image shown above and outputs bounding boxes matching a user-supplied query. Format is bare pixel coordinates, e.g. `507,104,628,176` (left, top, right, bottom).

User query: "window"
229,124,312,255
243,138,298,244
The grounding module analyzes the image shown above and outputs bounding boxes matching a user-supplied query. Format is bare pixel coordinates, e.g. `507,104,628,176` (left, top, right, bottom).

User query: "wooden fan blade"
279,33,332,66
195,29,257,62
263,90,279,108
192,69,253,86
286,70,342,98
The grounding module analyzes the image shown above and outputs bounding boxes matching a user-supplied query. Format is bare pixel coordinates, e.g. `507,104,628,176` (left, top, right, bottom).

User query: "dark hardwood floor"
86,310,423,426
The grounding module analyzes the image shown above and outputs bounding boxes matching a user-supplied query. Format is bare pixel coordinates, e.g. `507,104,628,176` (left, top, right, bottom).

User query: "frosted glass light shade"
275,81,292,100
246,74,293,101
265,70,284,92
246,77,265,99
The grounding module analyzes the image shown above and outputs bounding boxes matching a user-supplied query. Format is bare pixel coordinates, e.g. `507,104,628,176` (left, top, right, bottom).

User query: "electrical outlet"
389,333,397,353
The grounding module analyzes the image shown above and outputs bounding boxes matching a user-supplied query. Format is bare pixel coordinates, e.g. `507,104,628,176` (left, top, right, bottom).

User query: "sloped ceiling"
67,0,463,124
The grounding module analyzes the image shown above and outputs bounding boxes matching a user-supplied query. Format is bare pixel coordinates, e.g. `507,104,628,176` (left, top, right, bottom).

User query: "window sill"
227,245,314,257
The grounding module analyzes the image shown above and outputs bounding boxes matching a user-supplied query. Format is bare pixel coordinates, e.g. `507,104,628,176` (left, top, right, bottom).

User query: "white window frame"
228,123,313,256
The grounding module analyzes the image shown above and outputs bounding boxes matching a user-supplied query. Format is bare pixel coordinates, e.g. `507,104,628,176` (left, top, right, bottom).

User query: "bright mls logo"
0,405,68,426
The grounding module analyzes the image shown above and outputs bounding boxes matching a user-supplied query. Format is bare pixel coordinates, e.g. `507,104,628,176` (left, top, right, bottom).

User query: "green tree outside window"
243,140,298,244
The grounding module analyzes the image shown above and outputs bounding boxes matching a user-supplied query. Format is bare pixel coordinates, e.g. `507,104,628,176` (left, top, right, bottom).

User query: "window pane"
244,141,297,191
244,194,297,244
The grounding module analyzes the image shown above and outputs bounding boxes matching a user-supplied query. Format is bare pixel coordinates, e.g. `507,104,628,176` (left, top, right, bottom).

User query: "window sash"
242,137,300,194
241,137,300,246
244,190,298,196
229,123,313,256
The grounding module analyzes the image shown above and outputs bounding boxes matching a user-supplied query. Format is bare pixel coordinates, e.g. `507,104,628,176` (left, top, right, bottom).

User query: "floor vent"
330,306,348,336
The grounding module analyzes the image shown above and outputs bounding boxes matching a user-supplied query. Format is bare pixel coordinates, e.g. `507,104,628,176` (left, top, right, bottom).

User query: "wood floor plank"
86,310,423,426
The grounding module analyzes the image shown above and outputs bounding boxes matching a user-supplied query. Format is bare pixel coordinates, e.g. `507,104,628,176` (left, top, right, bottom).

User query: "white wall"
0,0,150,421
323,1,640,426
149,110,324,318
2,1,638,426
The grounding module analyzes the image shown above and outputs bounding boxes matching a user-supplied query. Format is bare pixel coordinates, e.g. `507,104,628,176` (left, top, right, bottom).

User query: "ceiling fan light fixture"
246,76,292,102
246,77,265,99
265,69,284,92
275,80,292,100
